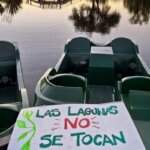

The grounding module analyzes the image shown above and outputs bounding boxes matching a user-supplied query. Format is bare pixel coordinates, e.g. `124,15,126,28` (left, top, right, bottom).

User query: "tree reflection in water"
0,3,4,14
28,0,72,9
0,0,22,23
69,0,121,34
124,0,150,25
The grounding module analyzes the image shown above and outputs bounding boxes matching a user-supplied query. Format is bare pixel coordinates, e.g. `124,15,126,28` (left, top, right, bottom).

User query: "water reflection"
124,0,150,25
0,3,4,14
28,0,72,8
0,0,22,22
69,0,121,34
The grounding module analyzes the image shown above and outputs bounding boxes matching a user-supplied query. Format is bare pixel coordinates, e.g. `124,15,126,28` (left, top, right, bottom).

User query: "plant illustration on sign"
16,111,36,150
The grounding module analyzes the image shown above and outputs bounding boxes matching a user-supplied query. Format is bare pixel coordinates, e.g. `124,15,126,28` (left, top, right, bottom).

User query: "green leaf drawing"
21,140,31,150
16,120,27,128
17,110,36,150
18,130,31,141
23,111,33,120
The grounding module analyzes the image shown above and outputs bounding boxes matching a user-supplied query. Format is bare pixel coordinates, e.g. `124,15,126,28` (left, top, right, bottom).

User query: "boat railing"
14,43,29,108
137,54,150,76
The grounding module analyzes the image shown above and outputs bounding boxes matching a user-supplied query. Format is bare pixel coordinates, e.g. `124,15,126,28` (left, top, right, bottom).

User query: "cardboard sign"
8,102,145,150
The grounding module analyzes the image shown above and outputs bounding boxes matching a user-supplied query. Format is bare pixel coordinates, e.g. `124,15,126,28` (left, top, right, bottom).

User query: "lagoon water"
0,0,150,103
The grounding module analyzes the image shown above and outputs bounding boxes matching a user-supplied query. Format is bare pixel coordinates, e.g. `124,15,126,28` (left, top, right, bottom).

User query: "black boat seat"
0,42,17,87
109,37,138,54
42,85,84,104
120,76,150,94
0,86,19,103
64,37,91,75
49,73,86,90
108,38,139,78
0,108,18,133
122,90,150,120
65,37,91,54
35,73,87,105
0,41,16,61
119,76,150,120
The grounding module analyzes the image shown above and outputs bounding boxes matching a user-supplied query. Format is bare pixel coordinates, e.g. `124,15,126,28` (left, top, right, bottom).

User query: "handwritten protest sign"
8,102,145,150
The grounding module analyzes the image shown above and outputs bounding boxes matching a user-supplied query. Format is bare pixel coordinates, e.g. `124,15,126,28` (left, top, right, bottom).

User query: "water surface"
0,0,150,103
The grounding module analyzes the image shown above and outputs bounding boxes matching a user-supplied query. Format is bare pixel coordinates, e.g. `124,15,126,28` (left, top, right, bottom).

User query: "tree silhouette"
124,0,150,25
69,0,121,34
0,0,22,16
0,3,4,14
4,0,22,15
0,0,22,22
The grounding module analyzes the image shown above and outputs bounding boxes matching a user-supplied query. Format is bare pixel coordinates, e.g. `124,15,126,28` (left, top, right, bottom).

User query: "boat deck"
87,85,114,104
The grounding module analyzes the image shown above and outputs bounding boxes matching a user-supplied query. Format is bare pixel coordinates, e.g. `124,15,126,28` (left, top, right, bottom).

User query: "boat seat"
0,108,18,133
0,106,19,147
0,41,17,87
65,37,91,54
49,73,86,90
0,86,19,103
109,37,138,54
0,41,16,61
122,90,150,120
108,37,140,78
35,73,87,105
119,76,150,120
64,37,91,75
120,76,150,94
114,55,138,77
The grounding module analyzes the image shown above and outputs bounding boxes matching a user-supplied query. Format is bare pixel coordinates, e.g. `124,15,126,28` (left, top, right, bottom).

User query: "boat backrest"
63,37,92,75
114,54,139,77
0,41,17,86
109,37,138,54
108,38,139,77
65,37,91,54
0,41,16,61
120,76,150,94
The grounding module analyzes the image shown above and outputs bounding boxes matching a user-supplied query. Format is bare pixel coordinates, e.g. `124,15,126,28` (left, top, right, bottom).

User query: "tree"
69,0,121,34
0,0,22,22
124,0,150,25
